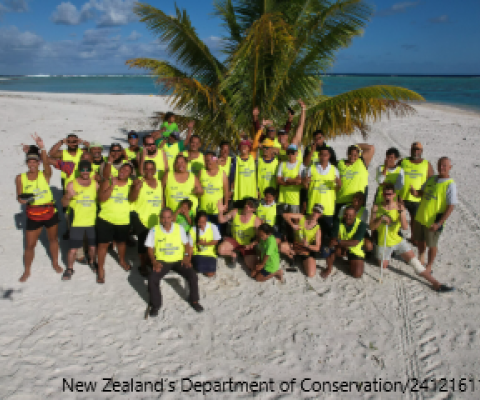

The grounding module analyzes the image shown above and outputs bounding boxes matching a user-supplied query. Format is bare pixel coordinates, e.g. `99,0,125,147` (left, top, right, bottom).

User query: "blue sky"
0,0,479,75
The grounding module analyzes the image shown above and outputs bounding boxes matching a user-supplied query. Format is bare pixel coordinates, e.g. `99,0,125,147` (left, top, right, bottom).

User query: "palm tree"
127,0,423,147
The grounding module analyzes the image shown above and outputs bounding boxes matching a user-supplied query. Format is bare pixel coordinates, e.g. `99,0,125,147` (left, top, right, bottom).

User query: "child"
251,223,284,283
160,112,179,139
174,199,194,233
256,186,281,244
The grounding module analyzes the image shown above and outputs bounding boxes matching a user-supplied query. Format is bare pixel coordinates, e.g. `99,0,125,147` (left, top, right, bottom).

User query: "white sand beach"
0,91,479,399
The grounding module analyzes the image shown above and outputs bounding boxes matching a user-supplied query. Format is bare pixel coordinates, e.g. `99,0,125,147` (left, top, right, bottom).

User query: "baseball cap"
239,139,252,149
287,144,298,151
278,129,288,136
411,141,423,150
89,141,103,150
312,203,324,214
262,139,275,147
26,153,40,161
127,131,138,139
170,131,180,140
78,160,92,172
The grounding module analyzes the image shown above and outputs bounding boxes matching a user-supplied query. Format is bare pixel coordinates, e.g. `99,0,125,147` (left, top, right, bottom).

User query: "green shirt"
176,211,194,233
155,138,187,150
161,121,179,137
258,235,280,274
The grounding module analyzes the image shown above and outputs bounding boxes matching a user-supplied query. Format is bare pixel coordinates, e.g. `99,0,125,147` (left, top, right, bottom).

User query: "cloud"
82,28,119,45
0,0,30,15
376,1,419,17
204,36,222,51
0,25,42,48
50,2,93,25
429,15,449,24
401,44,417,51
126,30,141,41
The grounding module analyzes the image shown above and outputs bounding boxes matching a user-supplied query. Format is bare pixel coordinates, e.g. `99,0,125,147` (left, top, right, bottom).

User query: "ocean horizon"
1,74,479,110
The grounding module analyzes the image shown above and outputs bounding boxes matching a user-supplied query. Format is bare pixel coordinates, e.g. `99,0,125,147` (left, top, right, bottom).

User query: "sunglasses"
287,150,296,155
111,149,121,153
80,168,92,173
67,141,77,144
145,142,155,146
129,135,138,139
384,192,395,196
267,129,275,132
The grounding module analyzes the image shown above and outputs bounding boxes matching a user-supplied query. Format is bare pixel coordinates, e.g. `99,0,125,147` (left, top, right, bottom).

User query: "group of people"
17,102,456,317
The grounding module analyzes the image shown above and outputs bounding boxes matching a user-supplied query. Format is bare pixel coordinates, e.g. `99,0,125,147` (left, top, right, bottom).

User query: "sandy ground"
0,91,479,399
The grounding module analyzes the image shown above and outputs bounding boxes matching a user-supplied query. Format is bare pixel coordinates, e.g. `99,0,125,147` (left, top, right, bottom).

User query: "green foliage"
127,0,424,146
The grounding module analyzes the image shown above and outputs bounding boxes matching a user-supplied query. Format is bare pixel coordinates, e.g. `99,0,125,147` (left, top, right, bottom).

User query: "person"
303,145,341,238
324,206,367,279
96,163,134,283
125,131,141,163
129,160,163,276
256,187,278,232
374,147,404,204
252,106,292,158
184,135,205,176
17,134,63,282
232,140,257,208
303,129,338,166
217,198,262,270
163,154,203,214
198,152,228,225
89,142,105,175
277,99,306,162
190,211,221,278
100,143,129,179
217,141,232,181
157,111,179,139
138,135,168,181
338,192,369,223
370,184,454,292
174,199,195,233
411,157,457,272
158,120,194,170
257,139,279,198
251,224,284,283
398,142,434,239
281,204,323,278
61,160,99,280
145,207,203,316
335,143,375,216
48,134,88,189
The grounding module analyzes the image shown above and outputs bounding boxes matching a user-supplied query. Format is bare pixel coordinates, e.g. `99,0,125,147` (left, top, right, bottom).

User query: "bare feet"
119,260,131,272
274,270,285,284
53,264,63,274
320,268,332,279
425,264,433,275
19,271,30,282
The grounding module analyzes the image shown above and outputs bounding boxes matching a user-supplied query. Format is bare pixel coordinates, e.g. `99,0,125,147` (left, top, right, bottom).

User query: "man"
277,99,306,162
100,143,129,179
61,160,99,280
303,130,338,167
89,142,105,176
232,140,257,208
138,135,168,181
303,145,341,238
218,198,262,270
257,139,279,198
184,135,205,175
323,206,367,279
125,131,142,171
96,163,134,283
145,207,203,316
370,184,453,292
158,120,194,171
277,144,303,213
218,140,232,180
398,142,434,239
335,143,375,216
48,134,88,189
411,157,457,272
375,147,404,204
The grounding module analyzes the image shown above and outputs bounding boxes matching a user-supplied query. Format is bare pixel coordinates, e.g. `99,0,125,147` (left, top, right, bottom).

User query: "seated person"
281,204,324,278
256,186,281,243
190,211,221,278
250,224,284,283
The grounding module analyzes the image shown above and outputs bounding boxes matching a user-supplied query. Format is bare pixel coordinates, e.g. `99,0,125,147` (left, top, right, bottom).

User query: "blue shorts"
259,268,272,277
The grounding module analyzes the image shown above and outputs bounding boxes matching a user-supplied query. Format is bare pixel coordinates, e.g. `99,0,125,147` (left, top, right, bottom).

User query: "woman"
163,154,203,214
129,160,163,276
251,223,284,283
190,211,221,277
16,134,63,282
281,204,323,278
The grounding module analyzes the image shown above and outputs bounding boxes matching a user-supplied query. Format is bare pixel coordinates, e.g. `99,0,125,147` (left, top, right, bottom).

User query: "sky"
0,0,479,75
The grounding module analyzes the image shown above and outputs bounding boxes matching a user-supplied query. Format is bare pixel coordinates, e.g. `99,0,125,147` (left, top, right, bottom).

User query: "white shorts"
376,239,411,261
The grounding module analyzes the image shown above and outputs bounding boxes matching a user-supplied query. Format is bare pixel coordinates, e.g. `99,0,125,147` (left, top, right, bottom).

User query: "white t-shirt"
144,223,189,248
376,165,405,191
421,176,458,205
277,160,305,178
338,205,369,223
305,162,340,179
188,222,221,246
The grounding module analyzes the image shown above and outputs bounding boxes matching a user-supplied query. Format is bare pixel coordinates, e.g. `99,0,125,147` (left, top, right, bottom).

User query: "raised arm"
290,99,307,146
183,120,195,147
217,200,236,224
357,143,375,168
48,138,65,159
32,134,52,181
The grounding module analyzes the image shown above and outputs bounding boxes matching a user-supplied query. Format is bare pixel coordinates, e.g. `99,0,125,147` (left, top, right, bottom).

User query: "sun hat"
287,144,298,151
239,139,252,149
262,139,275,147
26,154,40,161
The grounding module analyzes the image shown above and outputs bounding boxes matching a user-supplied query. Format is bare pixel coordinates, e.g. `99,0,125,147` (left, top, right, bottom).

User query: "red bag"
26,204,55,221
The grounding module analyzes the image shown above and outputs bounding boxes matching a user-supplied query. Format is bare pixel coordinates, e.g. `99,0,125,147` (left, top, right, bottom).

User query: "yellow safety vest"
71,179,97,227
256,202,277,226
307,164,336,216
133,178,163,229
218,156,232,179
165,172,196,212
231,212,256,246
336,159,368,204
108,160,129,178
257,157,278,198
184,152,205,176
278,160,302,206
21,171,54,206
190,222,216,257
399,159,429,203
145,150,167,181
125,147,141,161
309,143,331,165
375,166,402,205
234,156,257,201
199,169,224,214
278,148,303,163
98,181,131,225
61,149,82,180
153,223,185,262
164,142,182,171
415,176,454,228
295,216,319,244
376,206,402,247
339,218,365,258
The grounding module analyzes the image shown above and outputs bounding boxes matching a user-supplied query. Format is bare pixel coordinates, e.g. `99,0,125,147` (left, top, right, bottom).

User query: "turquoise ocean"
1,74,479,110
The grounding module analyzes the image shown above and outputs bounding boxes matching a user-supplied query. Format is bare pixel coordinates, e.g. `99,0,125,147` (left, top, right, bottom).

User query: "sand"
0,91,479,399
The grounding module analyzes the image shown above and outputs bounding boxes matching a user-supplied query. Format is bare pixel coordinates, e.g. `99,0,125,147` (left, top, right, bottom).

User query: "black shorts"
347,252,364,261
96,217,130,244
26,212,59,231
70,226,96,249
299,251,322,262
130,211,150,254
403,200,420,220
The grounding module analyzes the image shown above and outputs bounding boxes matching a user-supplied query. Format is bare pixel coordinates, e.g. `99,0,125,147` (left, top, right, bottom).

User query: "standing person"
198,152,228,225
100,143,129,179
145,207,203,316
253,107,294,158
232,140,257,208
190,211,221,278
324,206,367,279
89,142,105,175
411,157,457,272
370,184,454,292
163,154,203,214
335,143,375,215
138,135,168,181
276,99,306,162
256,187,278,230
48,134,88,189
217,141,232,181
217,198,262,270
17,135,63,282
125,131,141,162
129,160,163,276
158,121,194,170
257,139,279,199
303,130,338,166
398,142,434,239
184,135,205,176
375,147,404,205
61,160,99,280
251,224,284,283
303,145,341,238
281,205,323,278
96,163,134,283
